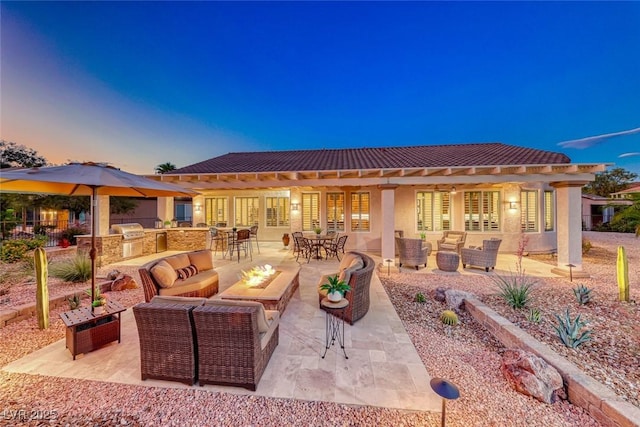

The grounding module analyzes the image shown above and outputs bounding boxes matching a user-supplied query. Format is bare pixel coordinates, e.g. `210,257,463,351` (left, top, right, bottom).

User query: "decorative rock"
501,348,566,403
444,289,474,311
107,270,121,280
434,287,447,303
111,274,138,291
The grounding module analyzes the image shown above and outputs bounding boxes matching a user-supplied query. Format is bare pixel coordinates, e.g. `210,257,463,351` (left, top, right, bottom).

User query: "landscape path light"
430,377,460,427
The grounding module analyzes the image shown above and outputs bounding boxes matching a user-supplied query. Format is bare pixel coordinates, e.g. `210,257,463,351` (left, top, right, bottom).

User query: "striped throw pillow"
176,264,198,280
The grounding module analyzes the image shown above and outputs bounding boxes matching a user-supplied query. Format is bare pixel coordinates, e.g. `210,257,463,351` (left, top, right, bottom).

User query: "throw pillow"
150,260,177,288
444,237,458,245
176,264,198,280
188,250,214,272
338,252,358,271
164,253,191,270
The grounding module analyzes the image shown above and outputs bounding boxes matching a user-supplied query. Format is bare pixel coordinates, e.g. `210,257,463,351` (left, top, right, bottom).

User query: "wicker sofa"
133,296,279,390
437,231,467,253
139,250,219,302
396,237,432,270
461,238,502,272
317,251,375,325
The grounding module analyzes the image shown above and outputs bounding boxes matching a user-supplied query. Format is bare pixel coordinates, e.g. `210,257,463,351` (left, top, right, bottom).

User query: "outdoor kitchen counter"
77,228,208,265
143,228,208,252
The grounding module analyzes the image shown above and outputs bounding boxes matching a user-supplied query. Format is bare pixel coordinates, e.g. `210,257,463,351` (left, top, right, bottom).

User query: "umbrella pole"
90,188,97,307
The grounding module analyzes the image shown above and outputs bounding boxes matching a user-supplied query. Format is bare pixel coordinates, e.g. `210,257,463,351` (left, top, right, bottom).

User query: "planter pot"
93,305,105,315
328,291,343,302
282,233,290,248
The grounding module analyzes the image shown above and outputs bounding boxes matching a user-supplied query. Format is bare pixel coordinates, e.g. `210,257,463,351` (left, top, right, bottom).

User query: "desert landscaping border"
465,297,640,427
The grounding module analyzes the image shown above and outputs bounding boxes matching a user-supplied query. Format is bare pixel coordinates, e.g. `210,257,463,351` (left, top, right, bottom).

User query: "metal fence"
0,217,173,247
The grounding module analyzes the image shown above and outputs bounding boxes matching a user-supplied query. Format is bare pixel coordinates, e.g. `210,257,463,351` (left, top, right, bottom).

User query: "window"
326,193,345,232
416,191,450,231
351,192,370,231
235,197,259,227
265,197,290,227
302,193,320,231
521,190,538,232
544,191,555,231
464,191,500,231
205,197,228,226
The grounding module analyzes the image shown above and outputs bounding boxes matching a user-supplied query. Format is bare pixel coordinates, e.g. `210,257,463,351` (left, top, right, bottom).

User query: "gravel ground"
0,232,636,426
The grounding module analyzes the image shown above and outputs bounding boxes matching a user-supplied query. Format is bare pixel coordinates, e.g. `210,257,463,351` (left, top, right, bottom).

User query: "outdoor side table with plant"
320,275,351,302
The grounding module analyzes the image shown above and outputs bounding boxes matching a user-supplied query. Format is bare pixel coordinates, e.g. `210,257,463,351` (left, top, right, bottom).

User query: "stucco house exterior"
148,142,605,277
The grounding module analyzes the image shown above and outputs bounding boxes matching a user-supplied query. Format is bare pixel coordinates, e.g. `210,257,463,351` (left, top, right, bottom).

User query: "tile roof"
173,143,571,174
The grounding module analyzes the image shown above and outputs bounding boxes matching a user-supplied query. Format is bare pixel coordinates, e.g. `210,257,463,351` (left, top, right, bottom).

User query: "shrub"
553,309,592,348
0,237,47,263
59,226,89,245
573,284,592,305
49,253,91,282
582,238,592,254
414,292,426,303
492,271,535,309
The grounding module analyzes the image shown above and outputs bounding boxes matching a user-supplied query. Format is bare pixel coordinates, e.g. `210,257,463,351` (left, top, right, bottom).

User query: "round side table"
320,297,349,359
436,251,460,272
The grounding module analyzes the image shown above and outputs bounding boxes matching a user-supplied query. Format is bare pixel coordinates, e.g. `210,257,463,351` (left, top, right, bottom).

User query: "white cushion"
164,253,191,270
205,299,270,333
188,250,214,272
150,296,206,306
338,252,359,271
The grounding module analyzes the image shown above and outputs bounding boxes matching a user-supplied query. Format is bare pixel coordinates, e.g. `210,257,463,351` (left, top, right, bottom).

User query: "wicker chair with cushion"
133,296,206,385
317,251,375,325
193,299,279,391
396,237,432,270
461,238,502,272
437,231,467,253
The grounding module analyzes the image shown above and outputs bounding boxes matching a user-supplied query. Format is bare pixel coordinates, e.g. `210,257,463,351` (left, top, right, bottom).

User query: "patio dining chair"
229,229,252,263
325,235,348,261
292,231,304,256
293,235,313,263
250,225,260,254
209,227,226,255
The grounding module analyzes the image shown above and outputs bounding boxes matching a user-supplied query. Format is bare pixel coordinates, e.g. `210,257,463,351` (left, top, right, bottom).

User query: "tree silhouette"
155,162,177,174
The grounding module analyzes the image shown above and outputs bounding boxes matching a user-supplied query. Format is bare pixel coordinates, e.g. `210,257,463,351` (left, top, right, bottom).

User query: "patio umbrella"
0,162,197,303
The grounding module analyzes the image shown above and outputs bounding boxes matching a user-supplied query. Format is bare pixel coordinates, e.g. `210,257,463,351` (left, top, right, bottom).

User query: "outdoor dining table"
304,234,335,260
220,228,251,261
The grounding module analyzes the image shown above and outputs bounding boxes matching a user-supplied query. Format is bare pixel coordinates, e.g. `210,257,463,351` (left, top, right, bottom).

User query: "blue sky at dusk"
1,1,639,175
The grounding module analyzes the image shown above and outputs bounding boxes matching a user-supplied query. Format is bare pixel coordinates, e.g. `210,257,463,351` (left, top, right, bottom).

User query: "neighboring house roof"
172,142,571,174
611,182,640,196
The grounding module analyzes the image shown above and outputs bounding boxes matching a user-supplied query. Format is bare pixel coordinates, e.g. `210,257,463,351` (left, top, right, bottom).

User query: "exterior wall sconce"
509,201,518,210
194,204,202,212
450,186,457,195
291,203,299,211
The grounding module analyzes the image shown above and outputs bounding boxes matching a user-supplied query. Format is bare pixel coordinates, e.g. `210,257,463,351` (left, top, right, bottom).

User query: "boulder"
501,348,565,403
111,274,138,291
106,269,121,280
444,289,473,311
434,287,447,303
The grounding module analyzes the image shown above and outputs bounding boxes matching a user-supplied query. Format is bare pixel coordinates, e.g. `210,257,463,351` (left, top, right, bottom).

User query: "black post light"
566,263,575,282
430,377,460,427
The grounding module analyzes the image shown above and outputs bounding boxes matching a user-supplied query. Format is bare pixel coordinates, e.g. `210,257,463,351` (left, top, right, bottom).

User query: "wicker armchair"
396,237,432,270
133,296,206,385
192,300,279,391
461,238,502,272
437,231,467,253
317,252,375,325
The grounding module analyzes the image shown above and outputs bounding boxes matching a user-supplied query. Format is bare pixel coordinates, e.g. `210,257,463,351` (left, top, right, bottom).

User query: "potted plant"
420,232,426,240
86,288,107,315
320,275,351,302
314,227,322,235
164,220,172,228
58,237,70,248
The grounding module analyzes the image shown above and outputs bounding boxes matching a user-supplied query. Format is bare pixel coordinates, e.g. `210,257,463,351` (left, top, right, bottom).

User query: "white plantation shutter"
544,191,554,231
520,191,538,232
302,193,319,231
326,193,345,231
205,197,228,225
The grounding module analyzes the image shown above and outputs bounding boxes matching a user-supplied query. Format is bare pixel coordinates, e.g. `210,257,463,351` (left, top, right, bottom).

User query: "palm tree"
155,162,176,174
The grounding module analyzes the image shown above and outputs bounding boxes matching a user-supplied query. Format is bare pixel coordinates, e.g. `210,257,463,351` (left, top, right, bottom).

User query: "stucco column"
157,196,175,224
95,195,110,236
551,182,589,278
379,184,398,266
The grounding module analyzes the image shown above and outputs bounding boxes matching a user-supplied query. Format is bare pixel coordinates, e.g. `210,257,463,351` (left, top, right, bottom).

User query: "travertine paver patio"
3,243,443,411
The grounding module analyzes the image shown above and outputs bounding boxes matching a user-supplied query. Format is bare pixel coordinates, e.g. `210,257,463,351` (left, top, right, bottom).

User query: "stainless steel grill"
111,223,144,257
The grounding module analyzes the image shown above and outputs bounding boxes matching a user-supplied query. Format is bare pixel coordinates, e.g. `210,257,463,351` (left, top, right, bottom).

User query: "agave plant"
414,292,426,303
492,271,535,309
553,308,592,348
573,284,592,305
526,308,542,324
